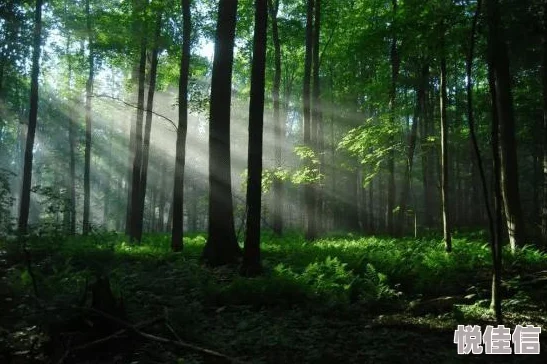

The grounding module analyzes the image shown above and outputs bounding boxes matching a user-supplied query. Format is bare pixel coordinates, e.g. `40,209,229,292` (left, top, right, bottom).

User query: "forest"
1,0,546,362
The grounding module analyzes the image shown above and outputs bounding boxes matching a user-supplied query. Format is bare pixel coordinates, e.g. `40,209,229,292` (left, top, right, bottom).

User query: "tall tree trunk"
397,71,421,235
542,0,547,247
466,0,501,322
311,0,322,237
129,31,147,242
242,0,268,276
303,0,315,241
202,0,241,266
486,0,525,251
134,13,162,243
440,35,451,252
489,65,504,323
18,0,43,235
387,0,399,235
64,26,77,235
269,0,283,236
172,0,191,251
83,0,94,235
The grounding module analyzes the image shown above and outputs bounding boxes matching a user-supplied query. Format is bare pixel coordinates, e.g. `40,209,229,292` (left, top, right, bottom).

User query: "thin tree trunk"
268,0,283,236
64,25,77,235
387,0,399,235
311,0,322,238
172,0,191,251
135,13,162,243
440,35,451,252
18,0,43,235
542,0,547,247
202,0,241,266
303,0,314,241
397,73,421,236
242,0,268,276
129,30,147,242
83,0,94,235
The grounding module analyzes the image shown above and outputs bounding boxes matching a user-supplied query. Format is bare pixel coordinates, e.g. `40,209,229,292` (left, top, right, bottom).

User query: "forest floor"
1,231,546,363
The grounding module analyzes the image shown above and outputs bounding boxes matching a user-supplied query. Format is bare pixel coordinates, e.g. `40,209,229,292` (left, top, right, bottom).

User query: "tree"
202,0,241,266
485,0,525,251
466,0,501,323
269,0,283,236
542,0,547,247
128,0,148,242
303,0,315,241
18,0,43,235
242,0,268,276
387,0,399,236
83,0,95,235
135,11,163,243
440,23,451,252
311,0,322,236
172,0,192,252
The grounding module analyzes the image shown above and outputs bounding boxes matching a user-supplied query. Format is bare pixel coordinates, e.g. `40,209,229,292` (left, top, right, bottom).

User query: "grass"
0,231,546,363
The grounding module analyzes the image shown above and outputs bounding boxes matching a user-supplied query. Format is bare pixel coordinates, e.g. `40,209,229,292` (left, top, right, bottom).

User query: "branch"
79,307,242,363
57,316,164,364
92,93,178,131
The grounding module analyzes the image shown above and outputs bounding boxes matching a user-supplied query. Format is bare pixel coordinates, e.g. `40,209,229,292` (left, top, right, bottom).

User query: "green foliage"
0,168,15,236
337,117,402,184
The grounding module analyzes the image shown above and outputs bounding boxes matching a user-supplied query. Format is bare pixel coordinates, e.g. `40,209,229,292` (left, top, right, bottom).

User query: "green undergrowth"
1,232,546,363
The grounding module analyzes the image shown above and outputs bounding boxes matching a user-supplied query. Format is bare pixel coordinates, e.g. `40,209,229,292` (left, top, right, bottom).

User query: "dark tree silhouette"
486,0,525,251
18,0,43,235
83,0,94,235
202,0,242,266
269,0,283,236
172,0,192,252
303,0,314,241
242,0,268,276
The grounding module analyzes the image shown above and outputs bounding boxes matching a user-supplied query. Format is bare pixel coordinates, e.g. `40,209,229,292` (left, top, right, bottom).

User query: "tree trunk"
542,0,547,247
440,37,451,252
397,71,421,236
303,0,315,241
486,0,525,251
311,0,322,237
202,0,241,266
83,0,94,235
134,13,162,243
387,0,399,235
18,0,43,235
64,27,77,235
268,0,283,236
129,28,147,242
488,64,504,323
242,0,268,276
172,0,191,251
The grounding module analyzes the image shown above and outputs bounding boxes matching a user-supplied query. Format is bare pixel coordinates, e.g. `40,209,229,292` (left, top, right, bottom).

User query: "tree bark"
18,0,43,235
269,0,283,236
135,12,162,243
311,0,322,238
303,0,315,241
486,0,525,251
542,0,547,247
387,0,399,235
242,0,268,276
129,23,148,242
440,35,451,252
172,0,191,251
202,0,241,266
83,0,94,235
